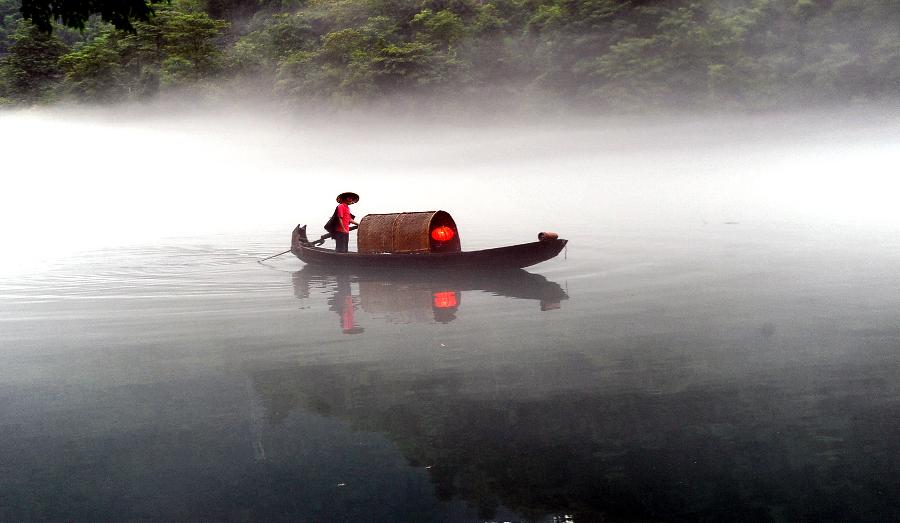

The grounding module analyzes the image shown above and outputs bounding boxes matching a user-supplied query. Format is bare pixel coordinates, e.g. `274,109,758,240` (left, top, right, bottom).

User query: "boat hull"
291,226,567,270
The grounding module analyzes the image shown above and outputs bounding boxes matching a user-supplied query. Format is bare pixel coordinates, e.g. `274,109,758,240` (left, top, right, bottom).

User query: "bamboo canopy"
358,211,461,254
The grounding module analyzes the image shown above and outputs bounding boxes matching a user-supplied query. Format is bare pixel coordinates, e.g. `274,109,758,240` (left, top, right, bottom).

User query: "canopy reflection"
292,266,568,333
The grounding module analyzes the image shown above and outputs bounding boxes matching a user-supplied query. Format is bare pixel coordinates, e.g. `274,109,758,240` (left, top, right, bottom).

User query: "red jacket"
336,203,353,233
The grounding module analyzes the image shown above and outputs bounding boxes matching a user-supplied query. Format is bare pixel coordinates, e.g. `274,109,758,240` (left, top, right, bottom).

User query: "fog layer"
2,106,900,273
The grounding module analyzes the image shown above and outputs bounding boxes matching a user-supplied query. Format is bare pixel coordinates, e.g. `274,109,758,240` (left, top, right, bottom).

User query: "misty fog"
3,104,899,275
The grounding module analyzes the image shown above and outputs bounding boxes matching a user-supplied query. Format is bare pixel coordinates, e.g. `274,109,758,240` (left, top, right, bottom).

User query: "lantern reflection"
432,291,458,309
358,281,460,324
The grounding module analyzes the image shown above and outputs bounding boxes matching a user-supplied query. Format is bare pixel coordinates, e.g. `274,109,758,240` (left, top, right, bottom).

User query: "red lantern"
433,291,458,309
431,226,455,242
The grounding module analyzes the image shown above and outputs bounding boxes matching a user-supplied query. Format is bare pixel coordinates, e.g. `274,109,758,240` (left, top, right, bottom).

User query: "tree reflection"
246,354,900,521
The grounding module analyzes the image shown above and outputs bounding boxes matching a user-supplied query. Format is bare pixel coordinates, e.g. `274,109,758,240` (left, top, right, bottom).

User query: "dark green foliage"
19,0,167,32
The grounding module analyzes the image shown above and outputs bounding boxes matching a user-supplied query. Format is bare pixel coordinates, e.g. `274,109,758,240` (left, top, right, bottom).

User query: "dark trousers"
334,231,349,253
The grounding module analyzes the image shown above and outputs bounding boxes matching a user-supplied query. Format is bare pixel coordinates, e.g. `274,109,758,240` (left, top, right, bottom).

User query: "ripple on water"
0,241,293,304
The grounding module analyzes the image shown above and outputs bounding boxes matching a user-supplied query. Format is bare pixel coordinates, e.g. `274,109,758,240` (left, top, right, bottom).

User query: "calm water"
2,220,900,522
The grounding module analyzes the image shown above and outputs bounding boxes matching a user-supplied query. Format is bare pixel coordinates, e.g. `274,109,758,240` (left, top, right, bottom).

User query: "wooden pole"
258,249,291,263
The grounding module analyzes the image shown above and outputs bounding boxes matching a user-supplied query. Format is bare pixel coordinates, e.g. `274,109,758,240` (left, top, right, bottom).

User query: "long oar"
258,225,359,262
258,249,291,263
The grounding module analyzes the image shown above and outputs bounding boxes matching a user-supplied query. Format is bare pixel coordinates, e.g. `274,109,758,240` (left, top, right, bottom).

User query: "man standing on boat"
333,192,359,253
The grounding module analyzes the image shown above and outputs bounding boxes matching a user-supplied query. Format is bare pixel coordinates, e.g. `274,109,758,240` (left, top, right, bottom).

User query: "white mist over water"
2,105,900,275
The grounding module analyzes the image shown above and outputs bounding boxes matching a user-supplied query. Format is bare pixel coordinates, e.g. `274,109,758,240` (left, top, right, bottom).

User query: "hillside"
2,0,899,110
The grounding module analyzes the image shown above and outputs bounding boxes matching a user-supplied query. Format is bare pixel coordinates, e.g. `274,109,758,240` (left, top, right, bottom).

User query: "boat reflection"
292,266,567,333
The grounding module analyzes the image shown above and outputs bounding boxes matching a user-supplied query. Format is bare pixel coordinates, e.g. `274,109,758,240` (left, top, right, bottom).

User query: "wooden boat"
291,210,567,270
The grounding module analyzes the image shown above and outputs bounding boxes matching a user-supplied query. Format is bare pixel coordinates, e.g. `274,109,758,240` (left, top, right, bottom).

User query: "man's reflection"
327,273,364,334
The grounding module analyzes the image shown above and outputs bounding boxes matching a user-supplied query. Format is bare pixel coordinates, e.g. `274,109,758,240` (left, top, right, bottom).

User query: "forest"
1,0,898,111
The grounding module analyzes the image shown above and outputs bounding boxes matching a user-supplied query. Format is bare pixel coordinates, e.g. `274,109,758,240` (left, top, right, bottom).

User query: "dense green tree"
57,29,127,100
150,2,228,84
0,19,67,102
273,8,466,101
411,9,464,47
1,0,22,55
587,4,738,107
58,0,227,101
229,13,316,74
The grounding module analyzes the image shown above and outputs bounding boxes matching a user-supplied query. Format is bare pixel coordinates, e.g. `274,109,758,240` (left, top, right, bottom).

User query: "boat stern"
292,225,310,251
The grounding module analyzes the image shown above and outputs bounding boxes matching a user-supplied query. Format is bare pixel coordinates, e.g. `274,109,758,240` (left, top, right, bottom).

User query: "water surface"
2,109,900,521
2,220,900,521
